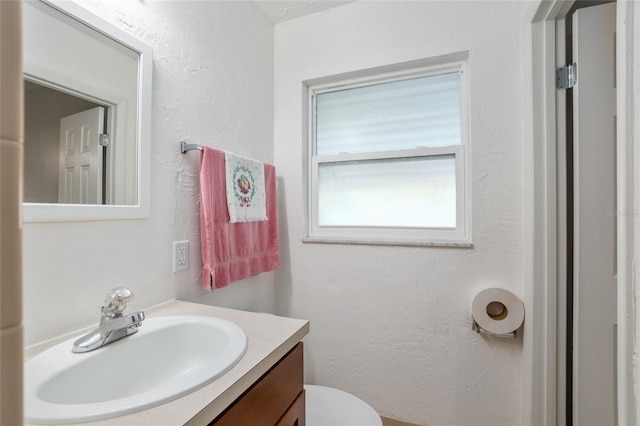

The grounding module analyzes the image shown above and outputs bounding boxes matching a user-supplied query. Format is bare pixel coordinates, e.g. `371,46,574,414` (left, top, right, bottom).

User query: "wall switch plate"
173,240,189,272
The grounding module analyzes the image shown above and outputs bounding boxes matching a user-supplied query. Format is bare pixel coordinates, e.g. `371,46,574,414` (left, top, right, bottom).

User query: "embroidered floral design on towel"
232,165,256,207
225,151,267,223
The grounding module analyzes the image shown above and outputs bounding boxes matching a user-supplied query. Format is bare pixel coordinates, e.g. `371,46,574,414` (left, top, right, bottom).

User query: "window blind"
315,72,461,156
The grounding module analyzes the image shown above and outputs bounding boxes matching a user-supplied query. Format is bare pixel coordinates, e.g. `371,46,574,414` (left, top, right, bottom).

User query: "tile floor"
381,415,424,426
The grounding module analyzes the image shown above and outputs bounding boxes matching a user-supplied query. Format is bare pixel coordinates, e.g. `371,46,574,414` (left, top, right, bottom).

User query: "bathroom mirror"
22,0,151,221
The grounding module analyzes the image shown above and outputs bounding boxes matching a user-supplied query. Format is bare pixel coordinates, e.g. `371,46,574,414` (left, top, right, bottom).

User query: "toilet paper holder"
471,288,524,339
472,319,518,339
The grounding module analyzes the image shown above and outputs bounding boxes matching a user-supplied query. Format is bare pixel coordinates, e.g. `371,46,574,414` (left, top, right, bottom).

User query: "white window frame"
305,61,471,246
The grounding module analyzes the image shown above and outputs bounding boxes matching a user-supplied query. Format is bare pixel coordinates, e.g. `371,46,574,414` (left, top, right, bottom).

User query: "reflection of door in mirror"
23,0,140,208
58,107,105,204
24,80,109,204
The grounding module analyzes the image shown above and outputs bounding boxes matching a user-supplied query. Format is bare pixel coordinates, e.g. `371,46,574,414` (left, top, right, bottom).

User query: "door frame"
524,1,637,425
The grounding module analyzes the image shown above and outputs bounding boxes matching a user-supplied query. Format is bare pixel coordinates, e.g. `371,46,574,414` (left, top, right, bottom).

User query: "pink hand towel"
199,147,280,290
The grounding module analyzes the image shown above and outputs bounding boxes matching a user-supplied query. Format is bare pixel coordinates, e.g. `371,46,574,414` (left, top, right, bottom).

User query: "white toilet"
305,384,382,426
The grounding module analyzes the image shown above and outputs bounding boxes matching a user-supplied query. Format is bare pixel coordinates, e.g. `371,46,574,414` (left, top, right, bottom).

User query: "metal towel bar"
180,141,203,153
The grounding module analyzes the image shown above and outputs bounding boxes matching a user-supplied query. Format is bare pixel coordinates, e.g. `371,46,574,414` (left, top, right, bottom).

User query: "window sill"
301,237,473,248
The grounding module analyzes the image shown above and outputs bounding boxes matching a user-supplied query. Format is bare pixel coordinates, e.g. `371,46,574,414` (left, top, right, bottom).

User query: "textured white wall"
273,2,526,424
22,0,275,346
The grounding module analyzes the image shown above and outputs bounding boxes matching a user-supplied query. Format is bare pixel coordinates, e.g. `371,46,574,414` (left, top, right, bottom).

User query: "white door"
58,106,105,204
572,3,617,425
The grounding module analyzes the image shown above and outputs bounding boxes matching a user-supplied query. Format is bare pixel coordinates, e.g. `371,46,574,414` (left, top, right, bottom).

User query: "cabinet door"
211,343,303,426
276,390,305,426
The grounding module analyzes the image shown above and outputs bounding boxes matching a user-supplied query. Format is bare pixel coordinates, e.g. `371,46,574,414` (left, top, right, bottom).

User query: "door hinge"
556,63,577,89
99,133,109,147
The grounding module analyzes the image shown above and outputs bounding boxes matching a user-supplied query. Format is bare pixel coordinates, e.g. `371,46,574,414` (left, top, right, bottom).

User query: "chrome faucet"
72,287,145,353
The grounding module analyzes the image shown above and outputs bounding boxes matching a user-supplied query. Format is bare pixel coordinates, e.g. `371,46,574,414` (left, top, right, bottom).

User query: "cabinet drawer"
211,343,303,426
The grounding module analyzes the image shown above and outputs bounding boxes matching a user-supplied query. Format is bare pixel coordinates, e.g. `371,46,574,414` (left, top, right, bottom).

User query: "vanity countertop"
25,300,310,426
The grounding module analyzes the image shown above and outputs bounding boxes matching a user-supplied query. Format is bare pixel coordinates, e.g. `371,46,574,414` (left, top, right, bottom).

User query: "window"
307,61,469,245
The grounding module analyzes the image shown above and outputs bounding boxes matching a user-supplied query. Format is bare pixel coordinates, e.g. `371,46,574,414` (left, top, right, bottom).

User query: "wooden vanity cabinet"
210,343,305,426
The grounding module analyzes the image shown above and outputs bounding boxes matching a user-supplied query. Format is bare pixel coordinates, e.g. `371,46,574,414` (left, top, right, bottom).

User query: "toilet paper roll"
471,288,524,335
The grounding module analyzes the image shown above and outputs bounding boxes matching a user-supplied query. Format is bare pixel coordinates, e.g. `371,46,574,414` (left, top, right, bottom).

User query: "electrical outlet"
173,240,189,272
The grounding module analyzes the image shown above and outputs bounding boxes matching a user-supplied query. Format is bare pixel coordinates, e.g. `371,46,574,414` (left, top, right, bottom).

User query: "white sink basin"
25,315,247,424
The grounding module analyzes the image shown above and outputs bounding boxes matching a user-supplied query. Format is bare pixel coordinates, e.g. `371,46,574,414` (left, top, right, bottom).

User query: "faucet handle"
102,287,134,317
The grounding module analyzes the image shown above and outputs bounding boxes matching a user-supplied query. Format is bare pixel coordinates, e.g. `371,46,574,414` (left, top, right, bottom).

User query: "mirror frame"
23,0,152,222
